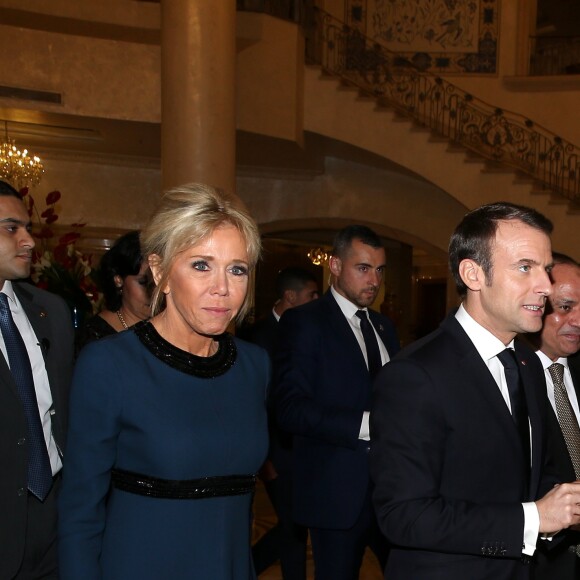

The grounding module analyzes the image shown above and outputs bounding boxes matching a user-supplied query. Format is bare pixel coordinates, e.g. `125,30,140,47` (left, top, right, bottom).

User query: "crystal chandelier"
307,247,329,266
0,122,44,189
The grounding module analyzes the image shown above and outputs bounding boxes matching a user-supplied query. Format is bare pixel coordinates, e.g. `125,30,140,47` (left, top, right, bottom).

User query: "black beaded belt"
111,469,256,500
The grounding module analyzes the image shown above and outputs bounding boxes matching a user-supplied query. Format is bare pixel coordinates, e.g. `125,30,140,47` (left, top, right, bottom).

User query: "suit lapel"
322,292,369,374
14,283,51,364
442,316,528,461
368,309,398,357
569,353,580,401
514,342,544,495
0,284,50,401
0,329,17,397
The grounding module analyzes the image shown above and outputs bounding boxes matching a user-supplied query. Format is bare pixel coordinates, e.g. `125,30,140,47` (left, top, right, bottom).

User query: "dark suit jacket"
273,290,399,529
243,311,295,472
541,351,580,486
0,282,74,579
244,312,278,356
370,313,554,580
532,351,580,579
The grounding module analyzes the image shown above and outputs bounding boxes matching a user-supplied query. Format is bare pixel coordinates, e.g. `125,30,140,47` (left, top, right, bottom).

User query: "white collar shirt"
535,350,580,424
455,304,539,554
330,285,390,367
455,303,516,413
0,281,61,475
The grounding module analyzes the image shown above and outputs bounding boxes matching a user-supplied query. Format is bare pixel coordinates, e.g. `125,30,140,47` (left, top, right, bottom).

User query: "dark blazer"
532,351,580,579
273,290,399,529
244,312,279,356
370,313,553,580
244,311,294,472
0,282,74,579
541,351,580,484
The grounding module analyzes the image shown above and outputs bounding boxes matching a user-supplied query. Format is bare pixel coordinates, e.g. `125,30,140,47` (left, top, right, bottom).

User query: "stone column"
161,0,236,192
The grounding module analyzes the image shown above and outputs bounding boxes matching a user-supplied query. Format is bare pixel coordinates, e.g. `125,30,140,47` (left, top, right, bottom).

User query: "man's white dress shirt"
0,281,61,475
455,305,539,556
330,286,390,441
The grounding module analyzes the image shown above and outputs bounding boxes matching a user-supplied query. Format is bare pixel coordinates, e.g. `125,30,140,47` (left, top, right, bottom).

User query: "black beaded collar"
133,321,237,378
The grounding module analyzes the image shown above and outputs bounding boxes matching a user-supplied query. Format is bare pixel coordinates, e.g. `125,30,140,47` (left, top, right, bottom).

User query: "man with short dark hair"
0,180,74,579
246,266,319,356
530,253,580,579
274,225,400,580
371,202,580,580
248,266,319,580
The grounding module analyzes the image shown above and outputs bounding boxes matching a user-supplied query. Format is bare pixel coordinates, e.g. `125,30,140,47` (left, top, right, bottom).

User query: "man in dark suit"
370,202,580,580
245,266,319,355
529,253,580,579
274,225,400,580
0,181,74,579
249,266,319,580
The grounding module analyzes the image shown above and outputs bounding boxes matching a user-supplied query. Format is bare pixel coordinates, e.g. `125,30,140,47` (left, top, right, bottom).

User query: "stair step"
408,122,432,134
427,132,450,143
355,92,378,103
480,161,517,174
463,150,487,164
376,109,413,122
375,97,396,109
318,68,340,79
512,170,535,184
547,194,572,205
528,189,571,207
446,142,469,154
529,187,552,196
525,185,568,202
338,78,361,89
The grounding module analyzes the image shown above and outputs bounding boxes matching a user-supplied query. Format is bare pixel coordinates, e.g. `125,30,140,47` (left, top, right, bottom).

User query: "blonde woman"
59,184,269,580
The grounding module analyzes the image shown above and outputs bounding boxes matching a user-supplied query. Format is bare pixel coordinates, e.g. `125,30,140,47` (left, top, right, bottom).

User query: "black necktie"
355,310,382,378
0,293,52,500
497,349,530,484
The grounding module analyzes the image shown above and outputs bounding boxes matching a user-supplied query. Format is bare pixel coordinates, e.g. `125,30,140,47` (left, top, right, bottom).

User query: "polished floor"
252,481,384,580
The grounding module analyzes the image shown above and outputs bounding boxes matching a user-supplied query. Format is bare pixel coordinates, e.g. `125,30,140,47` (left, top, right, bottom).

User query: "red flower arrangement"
19,187,101,317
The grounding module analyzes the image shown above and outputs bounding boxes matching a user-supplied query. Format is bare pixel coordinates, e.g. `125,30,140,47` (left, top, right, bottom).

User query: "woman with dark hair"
59,184,268,579
76,231,151,349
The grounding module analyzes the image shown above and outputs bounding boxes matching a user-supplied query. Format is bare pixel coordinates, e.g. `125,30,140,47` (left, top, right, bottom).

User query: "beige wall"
237,13,305,144
32,154,161,229
1,3,577,144
0,1,578,262
0,24,160,122
0,0,159,26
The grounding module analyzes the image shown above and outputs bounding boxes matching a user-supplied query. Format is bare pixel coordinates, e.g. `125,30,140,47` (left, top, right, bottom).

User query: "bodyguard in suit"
274,225,400,580
0,181,74,579
370,202,580,580
249,267,319,580
245,266,319,355
529,253,580,579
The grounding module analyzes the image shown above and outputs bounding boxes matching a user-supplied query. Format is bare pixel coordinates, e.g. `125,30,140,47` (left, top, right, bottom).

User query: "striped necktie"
548,363,580,479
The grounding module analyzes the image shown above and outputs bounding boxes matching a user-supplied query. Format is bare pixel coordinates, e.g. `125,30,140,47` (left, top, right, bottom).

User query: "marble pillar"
161,0,236,193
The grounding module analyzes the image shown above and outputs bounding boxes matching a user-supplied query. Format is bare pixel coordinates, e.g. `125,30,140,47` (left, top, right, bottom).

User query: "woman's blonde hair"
141,183,261,320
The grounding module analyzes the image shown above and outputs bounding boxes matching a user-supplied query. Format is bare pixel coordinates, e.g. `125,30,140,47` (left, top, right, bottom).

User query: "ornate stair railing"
302,8,580,204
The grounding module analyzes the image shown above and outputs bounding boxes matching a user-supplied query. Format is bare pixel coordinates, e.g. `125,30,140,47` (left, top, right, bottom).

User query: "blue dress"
58,322,269,580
